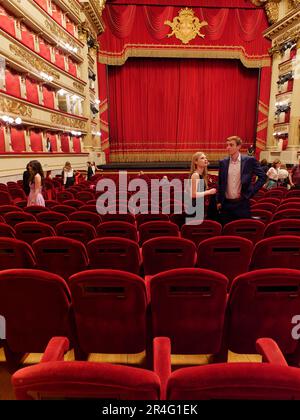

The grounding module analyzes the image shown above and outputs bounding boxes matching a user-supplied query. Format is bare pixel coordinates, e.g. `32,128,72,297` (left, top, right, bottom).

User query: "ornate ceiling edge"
264,4,300,39
251,0,281,25
80,0,106,35
98,46,271,68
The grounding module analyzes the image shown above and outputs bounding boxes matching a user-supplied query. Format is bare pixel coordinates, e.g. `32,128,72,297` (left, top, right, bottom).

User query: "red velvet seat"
250,209,273,224
36,211,69,227
0,222,15,238
150,268,228,355
0,270,71,366
12,337,160,400
51,204,76,216
87,237,140,274
0,205,22,215
226,268,300,362
15,221,55,244
136,213,169,228
24,205,49,215
222,219,265,244
164,338,300,400
264,219,300,238
139,221,179,246
197,236,253,286
286,190,300,198
69,211,102,226
32,237,89,279
142,237,196,277
96,221,138,242
69,269,147,359
251,202,278,213
0,238,36,269
4,211,37,227
101,212,136,224
75,191,95,202
272,209,300,221
277,202,300,212
56,221,96,244
181,220,222,246
8,188,27,202
62,199,84,209
0,191,12,205
265,189,286,199
56,191,74,202
250,236,300,270
78,204,97,213
257,197,281,206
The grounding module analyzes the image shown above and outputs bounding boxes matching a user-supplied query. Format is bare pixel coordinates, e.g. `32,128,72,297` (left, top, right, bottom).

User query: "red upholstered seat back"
69,269,147,355
181,220,222,246
32,236,89,279
0,237,36,269
0,269,71,356
227,268,300,355
87,237,140,274
150,268,228,354
222,219,265,244
250,236,300,270
197,236,253,285
15,221,55,244
142,237,196,275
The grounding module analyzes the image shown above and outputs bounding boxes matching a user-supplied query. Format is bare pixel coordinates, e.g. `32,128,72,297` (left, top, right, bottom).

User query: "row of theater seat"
0,235,299,283
11,336,300,400
1,267,300,365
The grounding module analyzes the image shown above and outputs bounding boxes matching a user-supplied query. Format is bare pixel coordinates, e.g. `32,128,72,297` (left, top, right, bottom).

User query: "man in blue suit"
217,136,266,225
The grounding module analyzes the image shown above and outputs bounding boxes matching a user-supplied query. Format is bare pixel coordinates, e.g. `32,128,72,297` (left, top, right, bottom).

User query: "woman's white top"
266,167,279,181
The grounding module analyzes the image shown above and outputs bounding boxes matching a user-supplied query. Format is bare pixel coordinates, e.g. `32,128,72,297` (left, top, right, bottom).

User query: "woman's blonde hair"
64,161,72,171
272,159,281,168
189,152,208,187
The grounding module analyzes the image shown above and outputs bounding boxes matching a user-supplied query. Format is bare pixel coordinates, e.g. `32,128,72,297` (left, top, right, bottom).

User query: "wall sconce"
1,115,22,125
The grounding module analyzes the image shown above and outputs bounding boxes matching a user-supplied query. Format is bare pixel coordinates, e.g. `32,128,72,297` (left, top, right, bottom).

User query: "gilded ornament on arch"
73,81,85,93
9,44,60,80
0,97,32,117
164,8,207,45
45,20,81,55
50,114,86,130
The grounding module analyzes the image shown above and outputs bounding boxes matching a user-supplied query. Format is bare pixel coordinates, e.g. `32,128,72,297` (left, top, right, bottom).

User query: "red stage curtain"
21,24,35,50
60,133,70,152
5,69,21,97
107,0,258,6
30,130,43,152
11,127,25,153
97,62,110,160
39,38,51,61
55,50,65,70
25,77,39,104
43,85,55,108
0,5,16,36
47,132,58,152
72,136,81,153
99,5,270,67
0,127,6,153
108,57,258,160
68,59,77,77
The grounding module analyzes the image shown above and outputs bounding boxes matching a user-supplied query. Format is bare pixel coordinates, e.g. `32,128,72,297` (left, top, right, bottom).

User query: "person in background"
260,159,269,174
289,156,300,189
46,137,52,152
87,162,93,181
278,164,289,188
22,163,31,196
91,162,96,176
27,160,45,206
63,161,75,188
217,136,266,224
265,159,281,189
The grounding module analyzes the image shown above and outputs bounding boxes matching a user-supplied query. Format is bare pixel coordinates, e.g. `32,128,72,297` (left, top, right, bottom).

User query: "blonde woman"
189,152,217,202
266,159,281,189
63,161,75,188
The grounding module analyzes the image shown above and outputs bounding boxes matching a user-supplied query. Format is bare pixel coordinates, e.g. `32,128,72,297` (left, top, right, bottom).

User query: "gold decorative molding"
44,20,81,55
50,114,86,130
63,0,81,18
98,45,270,68
165,8,207,45
73,81,85,93
80,0,105,35
0,96,32,117
9,44,60,80
269,25,300,55
265,2,280,24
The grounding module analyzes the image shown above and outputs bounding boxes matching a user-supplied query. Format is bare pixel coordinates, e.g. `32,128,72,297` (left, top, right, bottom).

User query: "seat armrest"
256,338,288,366
41,337,70,362
153,337,171,400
